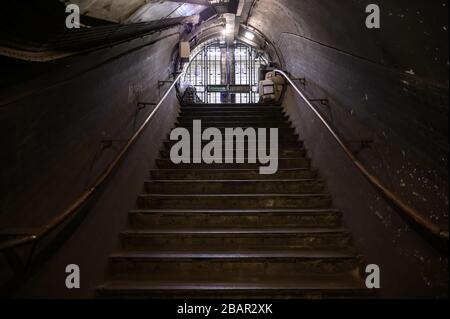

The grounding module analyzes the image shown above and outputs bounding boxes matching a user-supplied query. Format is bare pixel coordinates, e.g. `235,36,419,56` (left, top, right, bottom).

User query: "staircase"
97,104,369,298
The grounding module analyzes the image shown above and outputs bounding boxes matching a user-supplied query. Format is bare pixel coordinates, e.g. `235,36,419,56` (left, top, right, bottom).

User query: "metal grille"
183,41,264,104
234,44,262,104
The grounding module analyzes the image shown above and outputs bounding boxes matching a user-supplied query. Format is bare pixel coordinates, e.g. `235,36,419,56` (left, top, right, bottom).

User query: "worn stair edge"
128,208,342,226
120,228,349,235
107,251,364,279
97,278,373,299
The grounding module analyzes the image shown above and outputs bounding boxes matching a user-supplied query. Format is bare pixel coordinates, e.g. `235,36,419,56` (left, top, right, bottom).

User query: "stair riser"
180,106,283,110
179,115,288,122
155,159,310,170
97,288,371,299
160,148,306,158
178,111,289,122
150,170,317,180
163,139,302,149
177,117,291,128
137,196,332,210
181,107,282,113
109,258,361,281
120,234,351,251
144,181,325,195
98,101,368,297
165,133,300,143
175,124,293,130
129,212,341,229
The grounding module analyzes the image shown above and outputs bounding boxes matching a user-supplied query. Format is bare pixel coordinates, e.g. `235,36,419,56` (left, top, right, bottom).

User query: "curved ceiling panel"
67,0,207,23
246,0,448,83
127,2,206,23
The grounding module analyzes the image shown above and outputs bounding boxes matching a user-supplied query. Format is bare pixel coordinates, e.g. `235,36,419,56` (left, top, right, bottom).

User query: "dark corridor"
0,0,448,302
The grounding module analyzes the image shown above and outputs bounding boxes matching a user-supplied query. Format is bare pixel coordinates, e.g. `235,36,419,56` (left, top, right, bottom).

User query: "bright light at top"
222,13,235,38
223,24,234,36
244,31,255,41
222,28,231,35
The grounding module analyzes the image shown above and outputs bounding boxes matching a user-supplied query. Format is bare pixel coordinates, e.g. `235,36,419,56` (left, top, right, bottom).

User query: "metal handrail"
0,72,185,252
1,67,447,254
274,69,449,242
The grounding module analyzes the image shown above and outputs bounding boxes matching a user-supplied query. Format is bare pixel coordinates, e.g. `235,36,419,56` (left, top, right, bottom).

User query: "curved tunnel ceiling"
0,0,448,299
246,0,448,84
65,0,216,23
64,0,447,84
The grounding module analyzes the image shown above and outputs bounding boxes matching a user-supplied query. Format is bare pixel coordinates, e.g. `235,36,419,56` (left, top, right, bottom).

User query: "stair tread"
180,110,284,112
181,106,281,109
177,118,288,121
99,101,367,298
174,126,294,129
151,168,314,172
129,208,339,213
157,157,304,161
146,179,321,183
179,115,286,117
110,251,358,259
121,228,348,235
162,146,303,149
139,194,330,198
178,118,287,121
98,277,367,291
176,122,291,126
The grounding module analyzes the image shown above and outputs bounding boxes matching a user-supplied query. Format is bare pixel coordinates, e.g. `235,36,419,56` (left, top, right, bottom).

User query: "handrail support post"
158,80,174,88
292,77,306,86
309,98,329,106
137,102,157,111
348,139,374,155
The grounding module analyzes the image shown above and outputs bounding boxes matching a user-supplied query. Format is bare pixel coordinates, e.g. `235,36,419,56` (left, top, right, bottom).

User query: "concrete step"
143,179,325,195
108,251,362,281
136,194,332,210
166,133,299,141
166,131,301,142
160,147,306,159
97,278,370,298
128,209,342,229
98,101,370,298
175,122,293,129
163,138,302,149
179,110,286,118
178,115,289,122
150,168,317,180
119,228,352,251
181,105,282,113
155,158,310,169
177,119,290,126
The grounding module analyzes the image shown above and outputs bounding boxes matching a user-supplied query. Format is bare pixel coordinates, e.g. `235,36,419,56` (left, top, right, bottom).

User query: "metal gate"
182,40,264,104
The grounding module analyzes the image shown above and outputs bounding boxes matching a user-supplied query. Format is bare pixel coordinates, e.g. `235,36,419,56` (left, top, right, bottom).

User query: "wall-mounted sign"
180,41,190,63
207,85,228,92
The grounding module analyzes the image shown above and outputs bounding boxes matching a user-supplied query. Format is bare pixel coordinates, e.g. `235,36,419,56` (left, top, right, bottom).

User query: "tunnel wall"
0,27,182,295
10,88,180,297
249,0,449,297
0,28,181,230
283,88,448,298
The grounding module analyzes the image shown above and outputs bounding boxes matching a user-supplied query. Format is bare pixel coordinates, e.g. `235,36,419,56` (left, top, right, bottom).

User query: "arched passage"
181,38,268,104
